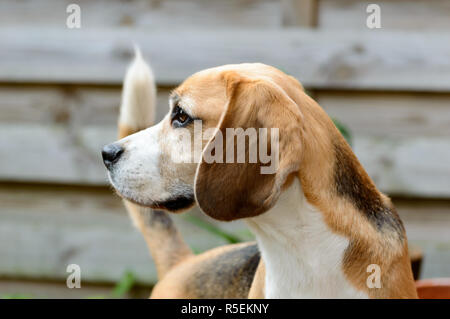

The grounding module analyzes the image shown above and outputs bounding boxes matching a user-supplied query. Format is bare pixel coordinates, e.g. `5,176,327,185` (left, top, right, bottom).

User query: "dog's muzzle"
102,143,124,170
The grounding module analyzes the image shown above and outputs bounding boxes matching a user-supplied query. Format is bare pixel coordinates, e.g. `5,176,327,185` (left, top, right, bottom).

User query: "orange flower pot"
416,278,450,299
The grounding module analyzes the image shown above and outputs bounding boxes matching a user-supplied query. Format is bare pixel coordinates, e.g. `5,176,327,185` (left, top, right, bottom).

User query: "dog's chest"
260,225,366,298
246,180,368,299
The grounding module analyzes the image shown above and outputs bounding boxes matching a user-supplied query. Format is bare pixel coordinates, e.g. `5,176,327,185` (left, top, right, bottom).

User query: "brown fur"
118,124,137,140
248,259,266,299
116,63,417,298
152,242,260,298
287,91,417,298
186,65,416,298
122,202,193,279
195,71,303,221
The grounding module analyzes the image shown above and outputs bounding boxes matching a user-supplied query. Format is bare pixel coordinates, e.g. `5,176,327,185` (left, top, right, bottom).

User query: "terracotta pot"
416,278,450,299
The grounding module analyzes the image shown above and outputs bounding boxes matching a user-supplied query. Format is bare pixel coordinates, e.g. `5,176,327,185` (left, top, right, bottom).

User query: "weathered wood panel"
1,85,450,197
4,86,450,138
317,91,450,197
354,136,450,198
319,0,450,30
0,279,152,299
5,0,450,31
2,124,449,197
318,92,450,138
281,0,318,27
0,85,172,127
0,0,281,29
2,28,450,91
0,184,448,284
0,84,168,185
0,183,249,285
396,198,450,279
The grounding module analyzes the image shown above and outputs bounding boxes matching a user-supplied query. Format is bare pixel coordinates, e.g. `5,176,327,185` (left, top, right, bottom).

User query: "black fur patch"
333,142,404,238
148,210,174,229
187,243,260,298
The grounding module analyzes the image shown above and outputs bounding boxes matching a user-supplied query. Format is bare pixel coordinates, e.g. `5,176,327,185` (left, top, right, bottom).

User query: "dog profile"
103,51,417,298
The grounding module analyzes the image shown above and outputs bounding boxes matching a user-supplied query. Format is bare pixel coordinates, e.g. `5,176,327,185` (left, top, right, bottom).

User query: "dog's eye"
171,105,192,128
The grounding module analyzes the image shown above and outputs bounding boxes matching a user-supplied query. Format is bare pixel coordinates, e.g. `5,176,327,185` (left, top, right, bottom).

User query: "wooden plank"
0,279,152,299
5,86,450,138
0,0,280,29
317,91,450,138
0,84,170,185
0,183,448,284
281,0,318,27
395,198,450,279
2,123,449,197
319,0,450,30
2,27,450,91
0,183,250,285
0,279,112,299
7,0,450,32
354,136,450,198
2,85,450,197
0,85,172,126
0,124,112,184
317,91,450,197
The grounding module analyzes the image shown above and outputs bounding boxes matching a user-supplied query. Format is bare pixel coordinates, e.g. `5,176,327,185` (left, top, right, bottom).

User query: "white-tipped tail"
119,47,156,132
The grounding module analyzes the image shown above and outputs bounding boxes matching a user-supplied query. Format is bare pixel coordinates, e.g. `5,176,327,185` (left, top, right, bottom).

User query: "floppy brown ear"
194,74,303,221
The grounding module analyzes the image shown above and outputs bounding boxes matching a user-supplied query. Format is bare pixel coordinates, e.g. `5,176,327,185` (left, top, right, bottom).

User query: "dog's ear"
194,73,303,221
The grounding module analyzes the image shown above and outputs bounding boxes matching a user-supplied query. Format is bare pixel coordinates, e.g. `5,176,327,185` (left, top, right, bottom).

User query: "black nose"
102,143,124,169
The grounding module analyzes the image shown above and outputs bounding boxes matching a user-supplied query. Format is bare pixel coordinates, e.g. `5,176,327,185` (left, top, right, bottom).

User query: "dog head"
103,63,306,221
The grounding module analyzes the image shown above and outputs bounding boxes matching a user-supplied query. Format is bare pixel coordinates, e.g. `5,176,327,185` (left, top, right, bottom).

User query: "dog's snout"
102,143,124,169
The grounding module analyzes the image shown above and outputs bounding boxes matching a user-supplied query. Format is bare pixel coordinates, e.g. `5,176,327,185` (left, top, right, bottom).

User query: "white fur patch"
109,117,196,207
246,179,368,299
109,122,169,204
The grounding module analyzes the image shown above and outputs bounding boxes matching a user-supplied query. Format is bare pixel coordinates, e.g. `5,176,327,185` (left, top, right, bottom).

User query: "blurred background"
1,0,450,298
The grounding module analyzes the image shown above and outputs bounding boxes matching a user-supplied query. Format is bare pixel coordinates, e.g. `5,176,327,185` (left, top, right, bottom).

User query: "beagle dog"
102,52,417,298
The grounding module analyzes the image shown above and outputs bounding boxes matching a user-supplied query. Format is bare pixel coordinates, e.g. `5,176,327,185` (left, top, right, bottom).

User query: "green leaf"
332,118,352,146
184,215,243,244
1,294,33,299
111,271,136,298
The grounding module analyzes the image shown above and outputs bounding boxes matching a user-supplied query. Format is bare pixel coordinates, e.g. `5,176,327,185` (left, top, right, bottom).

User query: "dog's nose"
102,143,124,169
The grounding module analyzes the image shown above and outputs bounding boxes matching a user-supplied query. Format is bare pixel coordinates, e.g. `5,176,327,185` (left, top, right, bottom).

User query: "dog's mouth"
123,194,195,212
150,195,195,212
113,183,195,212
108,172,195,212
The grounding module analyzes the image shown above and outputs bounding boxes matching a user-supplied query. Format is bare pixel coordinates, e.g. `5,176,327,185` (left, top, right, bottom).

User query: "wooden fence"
1,0,450,297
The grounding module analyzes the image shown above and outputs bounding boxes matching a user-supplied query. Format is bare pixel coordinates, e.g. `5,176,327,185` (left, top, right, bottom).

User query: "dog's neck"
246,178,368,298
